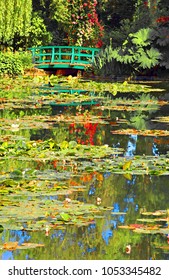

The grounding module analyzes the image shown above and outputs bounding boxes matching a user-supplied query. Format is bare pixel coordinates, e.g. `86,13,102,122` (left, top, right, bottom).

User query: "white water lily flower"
96,197,101,205
65,198,71,203
11,123,20,128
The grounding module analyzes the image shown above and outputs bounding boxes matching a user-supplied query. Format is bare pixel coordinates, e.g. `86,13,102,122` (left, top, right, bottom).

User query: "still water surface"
0,81,169,260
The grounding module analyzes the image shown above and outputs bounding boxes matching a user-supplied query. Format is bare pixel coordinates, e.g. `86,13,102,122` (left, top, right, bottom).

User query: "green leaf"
60,141,69,150
130,28,151,46
137,47,161,69
123,160,132,171
69,141,77,148
59,212,71,222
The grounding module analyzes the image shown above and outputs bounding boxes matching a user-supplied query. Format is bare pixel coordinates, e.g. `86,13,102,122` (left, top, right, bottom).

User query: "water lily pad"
1,242,44,250
59,212,71,222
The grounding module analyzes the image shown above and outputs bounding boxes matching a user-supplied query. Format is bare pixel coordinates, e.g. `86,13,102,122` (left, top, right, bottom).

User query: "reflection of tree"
130,113,148,130
1,224,166,260
0,173,168,260
69,122,98,145
30,125,69,142
68,122,107,146
127,95,159,130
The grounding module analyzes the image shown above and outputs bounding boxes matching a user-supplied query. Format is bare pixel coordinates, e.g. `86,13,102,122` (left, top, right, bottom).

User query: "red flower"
52,160,58,168
96,39,103,48
156,16,169,23
69,123,75,128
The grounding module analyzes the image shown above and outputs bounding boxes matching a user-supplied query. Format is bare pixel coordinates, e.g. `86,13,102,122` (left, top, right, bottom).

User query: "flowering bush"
66,0,104,47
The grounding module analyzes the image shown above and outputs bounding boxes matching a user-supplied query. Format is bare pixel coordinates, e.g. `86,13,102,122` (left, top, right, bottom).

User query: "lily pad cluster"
0,75,169,259
0,196,112,231
0,242,44,251
94,94,168,112
152,116,169,124
0,139,123,160
118,209,169,235
49,76,165,95
0,113,110,131
111,128,169,137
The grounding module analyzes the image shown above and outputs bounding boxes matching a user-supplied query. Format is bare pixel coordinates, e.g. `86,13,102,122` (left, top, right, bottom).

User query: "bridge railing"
29,46,100,66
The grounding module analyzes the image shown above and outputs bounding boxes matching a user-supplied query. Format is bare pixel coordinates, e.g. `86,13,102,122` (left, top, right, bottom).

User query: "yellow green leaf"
123,160,132,171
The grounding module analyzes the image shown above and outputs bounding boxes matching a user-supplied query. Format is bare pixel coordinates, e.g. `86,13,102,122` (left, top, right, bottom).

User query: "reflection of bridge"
29,46,100,71
39,84,100,107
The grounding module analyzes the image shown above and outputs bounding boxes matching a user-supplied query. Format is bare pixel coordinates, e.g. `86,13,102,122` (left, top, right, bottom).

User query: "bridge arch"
29,46,100,71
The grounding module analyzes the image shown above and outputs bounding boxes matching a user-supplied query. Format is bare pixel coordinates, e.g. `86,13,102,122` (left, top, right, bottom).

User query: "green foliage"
130,28,151,46
97,0,137,30
97,0,169,76
15,52,33,70
0,51,33,76
136,47,161,68
95,28,162,75
151,26,169,69
153,27,169,47
0,0,32,50
106,19,134,48
28,12,52,47
0,0,168,75
132,0,152,28
49,0,70,25
102,1,151,47
0,52,23,76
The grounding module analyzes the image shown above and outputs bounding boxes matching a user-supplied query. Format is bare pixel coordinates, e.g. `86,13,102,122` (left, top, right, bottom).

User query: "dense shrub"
0,51,33,76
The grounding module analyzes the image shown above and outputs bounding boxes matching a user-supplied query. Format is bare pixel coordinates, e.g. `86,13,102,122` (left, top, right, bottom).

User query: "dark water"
0,82,169,260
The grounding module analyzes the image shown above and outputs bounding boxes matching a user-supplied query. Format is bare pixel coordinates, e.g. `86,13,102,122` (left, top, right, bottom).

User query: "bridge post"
71,47,75,64
51,46,54,63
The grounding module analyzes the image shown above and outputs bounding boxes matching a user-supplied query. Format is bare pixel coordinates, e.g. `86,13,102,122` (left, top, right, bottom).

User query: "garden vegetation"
0,0,168,77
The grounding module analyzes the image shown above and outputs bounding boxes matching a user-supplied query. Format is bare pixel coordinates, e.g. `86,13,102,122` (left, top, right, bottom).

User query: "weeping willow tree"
0,0,32,50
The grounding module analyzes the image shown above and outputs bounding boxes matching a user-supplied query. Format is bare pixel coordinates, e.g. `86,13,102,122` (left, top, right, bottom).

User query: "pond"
0,77,169,260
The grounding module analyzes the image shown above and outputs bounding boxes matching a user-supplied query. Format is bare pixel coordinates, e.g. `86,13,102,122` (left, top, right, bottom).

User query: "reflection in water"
1,173,168,260
2,251,14,260
125,135,138,157
0,86,169,260
1,230,31,260
88,183,96,196
152,142,159,156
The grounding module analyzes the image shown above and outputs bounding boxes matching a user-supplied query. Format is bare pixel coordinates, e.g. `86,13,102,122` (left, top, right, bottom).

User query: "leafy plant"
95,28,162,75
0,51,33,76
150,26,169,69
136,47,161,69
28,12,52,47
0,0,32,50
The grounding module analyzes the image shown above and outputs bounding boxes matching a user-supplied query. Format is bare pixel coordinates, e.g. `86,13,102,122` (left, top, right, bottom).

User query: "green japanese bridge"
29,46,100,71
